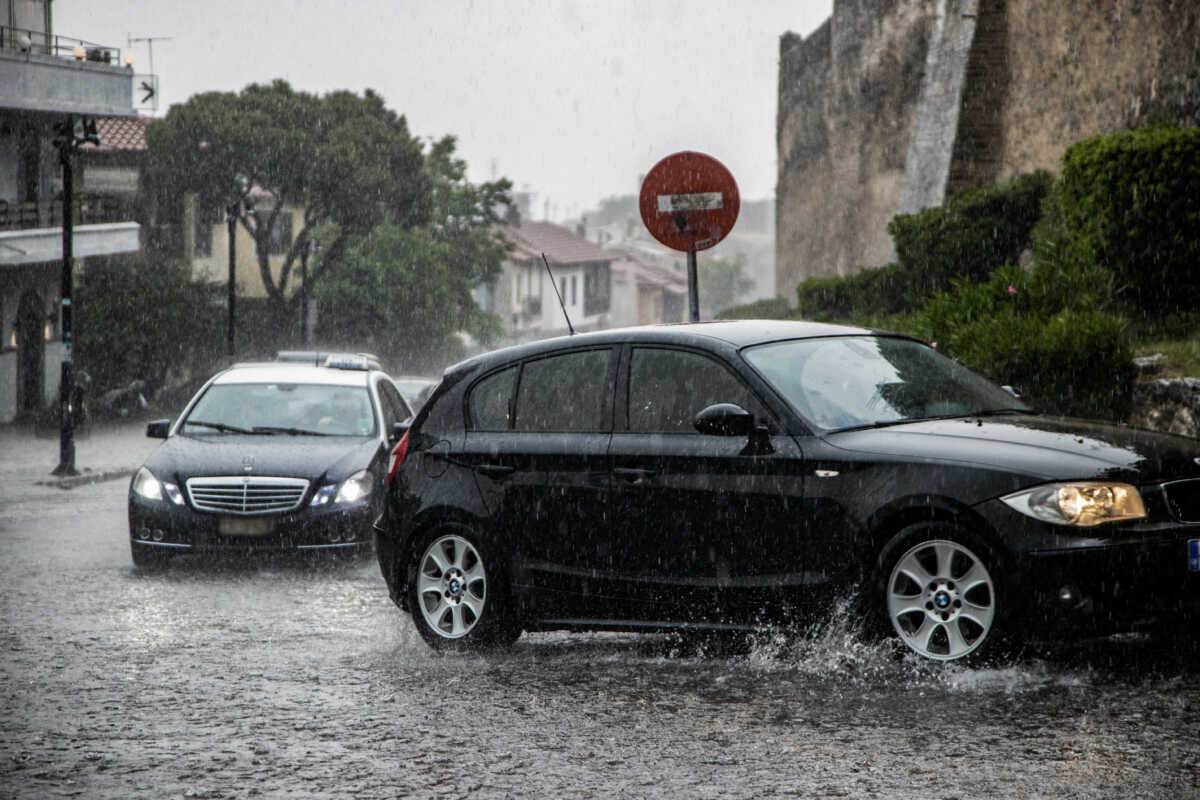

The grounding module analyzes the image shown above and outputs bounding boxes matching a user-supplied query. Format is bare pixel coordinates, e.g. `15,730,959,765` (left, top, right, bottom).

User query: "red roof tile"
502,220,614,265
89,116,149,152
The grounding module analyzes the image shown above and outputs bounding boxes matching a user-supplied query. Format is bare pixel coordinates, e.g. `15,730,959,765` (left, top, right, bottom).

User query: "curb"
34,468,136,491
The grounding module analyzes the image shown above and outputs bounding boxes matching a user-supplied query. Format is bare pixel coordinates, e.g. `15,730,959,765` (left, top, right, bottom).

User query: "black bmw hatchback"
374,321,1200,662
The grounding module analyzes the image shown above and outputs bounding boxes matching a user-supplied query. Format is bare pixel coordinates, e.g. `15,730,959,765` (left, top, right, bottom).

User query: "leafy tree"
145,80,430,319
700,252,755,317
315,136,511,374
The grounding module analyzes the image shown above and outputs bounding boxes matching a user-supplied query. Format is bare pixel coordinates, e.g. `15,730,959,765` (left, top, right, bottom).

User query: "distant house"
481,218,616,344
608,248,687,328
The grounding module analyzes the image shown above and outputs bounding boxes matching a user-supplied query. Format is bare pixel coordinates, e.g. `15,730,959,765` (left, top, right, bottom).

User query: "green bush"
888,170,1052,293
796,171,1052,319
1056,124,1200,316
795,263,918,319
715,296,795,320
918,264,1133,420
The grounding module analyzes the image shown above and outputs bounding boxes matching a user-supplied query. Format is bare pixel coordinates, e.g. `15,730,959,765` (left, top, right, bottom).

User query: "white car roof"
213,363,372,387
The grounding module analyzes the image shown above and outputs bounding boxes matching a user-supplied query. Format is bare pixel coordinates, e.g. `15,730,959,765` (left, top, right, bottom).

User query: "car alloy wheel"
885,537,997,661
416,534,489,640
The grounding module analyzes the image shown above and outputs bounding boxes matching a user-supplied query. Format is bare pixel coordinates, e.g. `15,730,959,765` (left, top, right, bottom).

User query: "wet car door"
606,345,807,621
461,347,616,598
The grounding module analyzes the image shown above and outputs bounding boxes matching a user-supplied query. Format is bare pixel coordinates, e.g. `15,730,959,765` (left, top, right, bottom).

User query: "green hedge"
715,296,794,320
918,264,1133,420
796,171,1052,318
1056,124,1200,316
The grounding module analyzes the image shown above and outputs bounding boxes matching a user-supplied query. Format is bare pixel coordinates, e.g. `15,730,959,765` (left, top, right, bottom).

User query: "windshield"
743,335,1031,432
182,382,377,437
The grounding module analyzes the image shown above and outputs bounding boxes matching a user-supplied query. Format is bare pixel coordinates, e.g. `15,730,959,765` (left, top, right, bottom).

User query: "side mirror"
693,403,755,437
389,421,411,444
146,419,171,439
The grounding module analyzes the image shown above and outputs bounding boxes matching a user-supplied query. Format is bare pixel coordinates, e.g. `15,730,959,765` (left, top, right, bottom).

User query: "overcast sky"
57,1,831,221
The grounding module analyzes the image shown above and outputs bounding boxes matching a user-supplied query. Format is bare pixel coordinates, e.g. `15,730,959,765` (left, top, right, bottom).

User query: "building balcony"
0,26,134,117
0,201,140,266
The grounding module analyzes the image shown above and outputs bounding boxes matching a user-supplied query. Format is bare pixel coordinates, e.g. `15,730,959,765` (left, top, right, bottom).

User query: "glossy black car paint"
130,435,385,556
375,321,1200,644
129,363,412,564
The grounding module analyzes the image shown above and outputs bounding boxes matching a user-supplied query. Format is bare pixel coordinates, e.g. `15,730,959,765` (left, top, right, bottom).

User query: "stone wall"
1131,378,1200,439
777,0,1200,302
776,0,935,290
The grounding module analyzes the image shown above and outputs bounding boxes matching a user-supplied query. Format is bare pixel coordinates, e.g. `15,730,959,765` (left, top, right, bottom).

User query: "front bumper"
129,495,376,556
980,501,1200,635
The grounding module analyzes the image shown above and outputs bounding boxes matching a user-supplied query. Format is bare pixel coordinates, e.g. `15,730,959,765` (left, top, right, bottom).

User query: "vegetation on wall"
795,171,1052,319
781,124,1200,420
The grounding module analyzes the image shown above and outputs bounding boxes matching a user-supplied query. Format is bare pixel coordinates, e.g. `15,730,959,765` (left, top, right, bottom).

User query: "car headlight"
335,470,373,504
131,466,184,505
1001,481,1146,526
311,470,373,507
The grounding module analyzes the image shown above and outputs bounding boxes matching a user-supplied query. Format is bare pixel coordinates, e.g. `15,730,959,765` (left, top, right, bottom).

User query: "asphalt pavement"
0,418,160,496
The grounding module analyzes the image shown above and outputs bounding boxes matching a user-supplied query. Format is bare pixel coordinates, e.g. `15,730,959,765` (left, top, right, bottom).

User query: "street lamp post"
226,198,238,357
51,115,98,478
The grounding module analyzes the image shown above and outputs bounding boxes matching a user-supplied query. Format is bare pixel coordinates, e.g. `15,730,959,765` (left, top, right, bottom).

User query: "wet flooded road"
2,479,1198,798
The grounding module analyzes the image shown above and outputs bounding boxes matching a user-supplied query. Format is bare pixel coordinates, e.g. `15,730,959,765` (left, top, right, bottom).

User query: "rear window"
466,348,613,433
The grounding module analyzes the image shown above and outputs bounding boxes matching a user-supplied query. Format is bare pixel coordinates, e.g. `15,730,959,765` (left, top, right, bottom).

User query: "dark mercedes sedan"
130,355,413,568
374,321,1200,662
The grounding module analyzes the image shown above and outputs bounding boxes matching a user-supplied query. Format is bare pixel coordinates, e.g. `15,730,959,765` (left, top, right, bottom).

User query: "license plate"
1190,539,1200,572
218,517,274,536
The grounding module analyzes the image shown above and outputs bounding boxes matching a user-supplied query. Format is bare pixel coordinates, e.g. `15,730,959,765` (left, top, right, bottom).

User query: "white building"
0,0,139,423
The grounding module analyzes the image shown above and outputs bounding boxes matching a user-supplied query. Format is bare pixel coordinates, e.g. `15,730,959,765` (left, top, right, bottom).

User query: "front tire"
407,528,520,652
874,523,1008,663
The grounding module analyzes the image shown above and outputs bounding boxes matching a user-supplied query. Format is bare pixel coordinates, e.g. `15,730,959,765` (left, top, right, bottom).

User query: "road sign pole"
687,250,699,322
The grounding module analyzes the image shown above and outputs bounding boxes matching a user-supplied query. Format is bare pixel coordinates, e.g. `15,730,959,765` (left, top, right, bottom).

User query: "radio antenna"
542,252,575,335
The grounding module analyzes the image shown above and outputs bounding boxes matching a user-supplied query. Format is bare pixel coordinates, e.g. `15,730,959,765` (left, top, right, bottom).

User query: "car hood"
141,434,382,484
824,415,1200,484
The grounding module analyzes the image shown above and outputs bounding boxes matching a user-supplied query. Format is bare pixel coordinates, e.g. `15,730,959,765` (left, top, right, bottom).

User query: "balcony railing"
0,25,123,65
0,197,128,231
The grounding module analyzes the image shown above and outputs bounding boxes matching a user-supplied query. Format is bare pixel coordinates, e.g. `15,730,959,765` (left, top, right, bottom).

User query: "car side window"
514,349,612,432
377,379,411,430
628,347,766,433
469,366,518,431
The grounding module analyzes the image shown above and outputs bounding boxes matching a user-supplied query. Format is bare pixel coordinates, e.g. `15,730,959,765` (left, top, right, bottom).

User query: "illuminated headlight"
132,467,184,505
334,470,373,504
310,471,373,507
1001,482,1146,526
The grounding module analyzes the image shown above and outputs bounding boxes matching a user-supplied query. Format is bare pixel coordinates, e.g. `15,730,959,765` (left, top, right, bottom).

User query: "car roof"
213,363,373,387
448,319,893,375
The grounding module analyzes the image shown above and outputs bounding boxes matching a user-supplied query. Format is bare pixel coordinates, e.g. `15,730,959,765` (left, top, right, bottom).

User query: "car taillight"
386,430,410,487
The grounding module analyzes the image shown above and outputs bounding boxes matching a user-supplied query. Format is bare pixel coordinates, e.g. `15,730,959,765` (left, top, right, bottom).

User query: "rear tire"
873,522,1011,663
407,527,520,652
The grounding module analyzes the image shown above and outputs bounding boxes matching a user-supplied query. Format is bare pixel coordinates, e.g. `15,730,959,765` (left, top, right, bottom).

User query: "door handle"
476,463,515,478
613,467,656,482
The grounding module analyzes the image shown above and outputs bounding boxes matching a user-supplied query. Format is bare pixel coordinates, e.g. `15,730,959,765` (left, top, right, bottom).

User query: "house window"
584,262,611,317
570,276,577,305
267,212,293,256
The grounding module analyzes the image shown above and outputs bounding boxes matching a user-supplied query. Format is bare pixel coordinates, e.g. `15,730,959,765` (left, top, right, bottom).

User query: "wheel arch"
862,494,1013,578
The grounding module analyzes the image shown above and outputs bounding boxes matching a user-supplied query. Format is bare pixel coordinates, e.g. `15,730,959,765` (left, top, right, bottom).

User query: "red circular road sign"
639,151,740,252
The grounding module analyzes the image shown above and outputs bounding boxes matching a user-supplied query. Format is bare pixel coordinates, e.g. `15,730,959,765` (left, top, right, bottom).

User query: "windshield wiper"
969,408,1034,417
251,425,331,436
186,420,254,434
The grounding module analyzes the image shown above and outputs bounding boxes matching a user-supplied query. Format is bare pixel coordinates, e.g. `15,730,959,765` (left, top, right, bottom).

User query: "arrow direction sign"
134,74,159,111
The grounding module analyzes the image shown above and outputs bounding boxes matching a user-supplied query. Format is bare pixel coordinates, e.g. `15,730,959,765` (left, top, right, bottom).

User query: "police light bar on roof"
276,350,381,370
323,353,373,371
